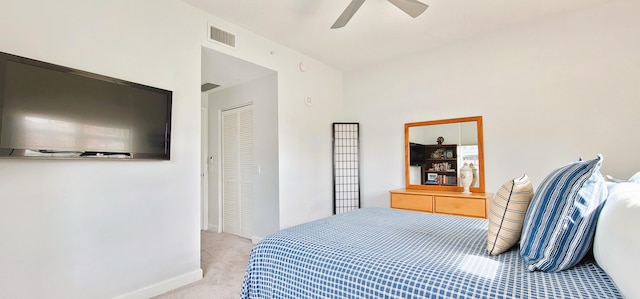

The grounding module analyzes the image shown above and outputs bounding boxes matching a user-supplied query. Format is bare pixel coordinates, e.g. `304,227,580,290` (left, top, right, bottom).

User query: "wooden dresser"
389,189,492,218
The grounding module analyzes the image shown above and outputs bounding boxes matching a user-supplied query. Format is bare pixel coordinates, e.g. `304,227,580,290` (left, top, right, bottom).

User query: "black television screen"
409,142,425,166
0,51,172,160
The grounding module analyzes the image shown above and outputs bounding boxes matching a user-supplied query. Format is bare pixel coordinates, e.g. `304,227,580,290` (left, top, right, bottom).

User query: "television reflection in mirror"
0,51,172,160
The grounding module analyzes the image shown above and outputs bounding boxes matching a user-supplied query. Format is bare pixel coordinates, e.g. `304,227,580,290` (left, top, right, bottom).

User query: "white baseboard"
204,225,261,244
113,269,203,299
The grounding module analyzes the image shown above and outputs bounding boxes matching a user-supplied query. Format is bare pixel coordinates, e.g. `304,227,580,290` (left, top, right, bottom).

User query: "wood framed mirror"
405,116,485,193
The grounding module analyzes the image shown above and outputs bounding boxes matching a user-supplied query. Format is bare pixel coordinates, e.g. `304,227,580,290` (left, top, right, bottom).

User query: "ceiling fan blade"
331,0,367,29
386,0,428,18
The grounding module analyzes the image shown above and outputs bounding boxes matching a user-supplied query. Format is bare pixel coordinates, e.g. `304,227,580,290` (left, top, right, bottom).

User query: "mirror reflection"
405,116,485,193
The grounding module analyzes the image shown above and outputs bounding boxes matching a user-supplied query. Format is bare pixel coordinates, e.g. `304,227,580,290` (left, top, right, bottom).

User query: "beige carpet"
153,231,254,299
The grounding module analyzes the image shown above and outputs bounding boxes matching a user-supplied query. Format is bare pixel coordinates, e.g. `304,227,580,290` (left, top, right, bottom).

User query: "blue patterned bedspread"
240,208,621,298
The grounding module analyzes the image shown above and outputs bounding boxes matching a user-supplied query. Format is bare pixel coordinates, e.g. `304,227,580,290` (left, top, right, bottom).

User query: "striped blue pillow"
520,155,607,272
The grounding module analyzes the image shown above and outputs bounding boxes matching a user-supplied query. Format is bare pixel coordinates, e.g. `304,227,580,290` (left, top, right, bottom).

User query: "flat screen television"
0,51,172,160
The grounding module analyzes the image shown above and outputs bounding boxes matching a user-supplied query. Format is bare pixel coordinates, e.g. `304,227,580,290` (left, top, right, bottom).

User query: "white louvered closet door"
222,105,253,239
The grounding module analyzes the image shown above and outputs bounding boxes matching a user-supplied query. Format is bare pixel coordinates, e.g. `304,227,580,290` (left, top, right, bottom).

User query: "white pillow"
606,171,640,184
593,182,640,298
629,171,640,183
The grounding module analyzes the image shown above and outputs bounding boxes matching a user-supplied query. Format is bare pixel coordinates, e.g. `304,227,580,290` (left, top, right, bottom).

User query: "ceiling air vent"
208,25,236,48
201,83,220,92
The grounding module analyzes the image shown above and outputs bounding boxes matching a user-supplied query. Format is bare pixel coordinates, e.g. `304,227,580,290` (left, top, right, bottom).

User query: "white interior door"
222,105,253,239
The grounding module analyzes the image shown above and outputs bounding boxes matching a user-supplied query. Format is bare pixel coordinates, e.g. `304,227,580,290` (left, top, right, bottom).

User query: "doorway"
200,46,280,242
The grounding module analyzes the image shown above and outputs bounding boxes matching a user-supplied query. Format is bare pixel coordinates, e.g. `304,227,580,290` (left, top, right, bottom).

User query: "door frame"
200,107,209,231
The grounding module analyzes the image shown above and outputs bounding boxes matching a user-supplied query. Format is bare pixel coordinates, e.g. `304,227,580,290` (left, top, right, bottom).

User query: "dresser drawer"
434,196,486,218
390,193,433,212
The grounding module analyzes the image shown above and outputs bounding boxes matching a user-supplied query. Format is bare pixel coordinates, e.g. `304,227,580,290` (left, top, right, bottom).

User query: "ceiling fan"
331,0,429,29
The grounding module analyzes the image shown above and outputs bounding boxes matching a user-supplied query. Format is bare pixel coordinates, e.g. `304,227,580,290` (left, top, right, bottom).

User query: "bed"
240,208,622,299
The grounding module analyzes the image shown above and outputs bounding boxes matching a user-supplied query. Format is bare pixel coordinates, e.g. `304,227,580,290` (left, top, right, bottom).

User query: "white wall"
274,62,344,229
344,0,640,207
0,0,343,298
207,74,280,240
0,1,203,298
